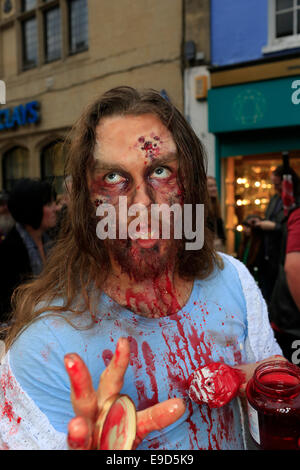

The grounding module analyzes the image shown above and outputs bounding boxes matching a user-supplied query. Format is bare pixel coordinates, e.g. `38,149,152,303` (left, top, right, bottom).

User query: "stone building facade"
0,0,183,193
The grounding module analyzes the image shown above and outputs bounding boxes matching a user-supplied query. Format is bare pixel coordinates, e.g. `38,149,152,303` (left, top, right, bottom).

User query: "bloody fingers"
97,337,131,408
64,353,98,421
68,416,93,450
134,397,186,448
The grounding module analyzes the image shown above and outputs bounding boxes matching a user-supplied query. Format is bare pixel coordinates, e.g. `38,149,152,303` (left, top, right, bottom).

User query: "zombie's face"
89,113,183,280
271,173,282,196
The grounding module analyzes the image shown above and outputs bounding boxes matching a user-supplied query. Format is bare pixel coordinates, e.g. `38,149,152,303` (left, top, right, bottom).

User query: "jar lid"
95,394,137,450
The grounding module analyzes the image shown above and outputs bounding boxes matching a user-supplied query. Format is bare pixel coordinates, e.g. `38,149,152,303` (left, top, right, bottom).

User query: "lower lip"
134,238,159,249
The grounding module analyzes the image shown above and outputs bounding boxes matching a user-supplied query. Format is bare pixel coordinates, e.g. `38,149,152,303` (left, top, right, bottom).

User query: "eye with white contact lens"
152,167,171,179
104,172,124,184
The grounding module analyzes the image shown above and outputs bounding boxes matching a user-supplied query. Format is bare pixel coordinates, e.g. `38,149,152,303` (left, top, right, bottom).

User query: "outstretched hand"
64,337,186,450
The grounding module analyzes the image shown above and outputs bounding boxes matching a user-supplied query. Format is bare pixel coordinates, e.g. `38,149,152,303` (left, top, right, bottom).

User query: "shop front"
0,98,68,196
208,76,300,255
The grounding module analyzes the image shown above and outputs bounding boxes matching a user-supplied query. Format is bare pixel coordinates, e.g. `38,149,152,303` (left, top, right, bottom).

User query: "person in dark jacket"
237,214,264,282
0,190,15,243
254,166,289,303
207,176,226,252
0,178,57,326
269,169,300,362
269,204,300,362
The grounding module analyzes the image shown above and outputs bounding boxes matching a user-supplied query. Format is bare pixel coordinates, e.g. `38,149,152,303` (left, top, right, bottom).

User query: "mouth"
130,229,160,249
134,238,159,249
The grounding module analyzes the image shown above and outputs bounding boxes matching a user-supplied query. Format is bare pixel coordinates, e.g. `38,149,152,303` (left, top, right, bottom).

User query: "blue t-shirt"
9,256,249,450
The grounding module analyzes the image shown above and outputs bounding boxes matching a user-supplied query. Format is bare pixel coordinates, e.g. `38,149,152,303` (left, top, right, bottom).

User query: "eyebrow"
93,152,178,173
94,160,128,173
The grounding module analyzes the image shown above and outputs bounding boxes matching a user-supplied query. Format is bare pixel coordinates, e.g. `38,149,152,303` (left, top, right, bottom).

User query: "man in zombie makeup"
0,87,283,450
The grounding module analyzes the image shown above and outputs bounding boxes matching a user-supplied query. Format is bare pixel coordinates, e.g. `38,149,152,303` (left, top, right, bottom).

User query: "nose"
130,181,152,208
51,202,58,214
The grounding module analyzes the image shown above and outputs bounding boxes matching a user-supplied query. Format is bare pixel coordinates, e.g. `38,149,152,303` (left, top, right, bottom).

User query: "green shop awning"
208,76,300,134
217,126,300,158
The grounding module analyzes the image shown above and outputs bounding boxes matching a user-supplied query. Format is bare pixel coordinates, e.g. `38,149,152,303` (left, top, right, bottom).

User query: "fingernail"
64,354,83,399
68,433,89,450
64,353,77,370
68,417,90,449
169,398,186,414
117,337,126,347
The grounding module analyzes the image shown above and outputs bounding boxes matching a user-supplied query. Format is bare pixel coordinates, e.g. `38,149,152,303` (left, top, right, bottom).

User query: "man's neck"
24,225,46,262
102,267,194,319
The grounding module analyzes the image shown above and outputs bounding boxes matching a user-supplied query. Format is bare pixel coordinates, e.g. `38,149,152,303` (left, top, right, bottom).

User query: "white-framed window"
263,0,300,54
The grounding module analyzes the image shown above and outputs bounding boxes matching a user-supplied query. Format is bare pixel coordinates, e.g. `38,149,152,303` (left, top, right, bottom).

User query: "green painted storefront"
208,76,300,187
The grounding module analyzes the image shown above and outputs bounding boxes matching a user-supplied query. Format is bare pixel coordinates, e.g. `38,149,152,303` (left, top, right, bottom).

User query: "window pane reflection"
44,7,62,62
22,17,38,69
276,0,293,11
276,11,293,37
21,0,36,12
69,0,88,54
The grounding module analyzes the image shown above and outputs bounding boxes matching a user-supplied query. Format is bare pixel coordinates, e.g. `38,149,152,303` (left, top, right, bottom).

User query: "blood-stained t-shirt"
286,208,300,254
2,254,281,450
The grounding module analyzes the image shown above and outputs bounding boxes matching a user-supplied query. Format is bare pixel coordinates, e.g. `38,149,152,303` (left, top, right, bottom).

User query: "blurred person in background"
237,215,264,282
0,191,15,243
207,176,226,252
253,166,289,303
47,175,72,241
0,178,57,327
269,170,300,362
55,174,72,213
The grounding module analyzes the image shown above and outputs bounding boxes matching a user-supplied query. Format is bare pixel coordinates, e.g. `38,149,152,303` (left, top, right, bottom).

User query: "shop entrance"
223,150,300,255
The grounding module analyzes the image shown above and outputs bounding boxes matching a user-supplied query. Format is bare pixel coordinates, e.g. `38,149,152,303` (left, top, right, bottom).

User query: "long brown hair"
4,86,221,349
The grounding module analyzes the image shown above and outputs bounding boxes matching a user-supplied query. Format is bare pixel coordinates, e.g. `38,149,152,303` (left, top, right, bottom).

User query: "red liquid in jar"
246,361,300,450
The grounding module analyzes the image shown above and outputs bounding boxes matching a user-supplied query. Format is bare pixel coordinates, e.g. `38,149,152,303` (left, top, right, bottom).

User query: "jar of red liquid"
246,360,300,450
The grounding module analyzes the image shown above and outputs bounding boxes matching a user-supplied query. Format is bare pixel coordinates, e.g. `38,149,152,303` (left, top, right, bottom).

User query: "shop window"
2,146,30,191
44,6,62,62
68,0,88,54
263,0,300,53
224,152,300,255
40,140,67,195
